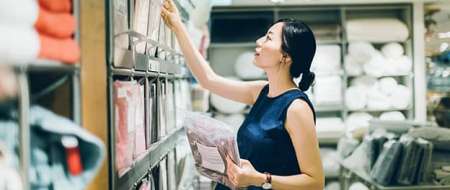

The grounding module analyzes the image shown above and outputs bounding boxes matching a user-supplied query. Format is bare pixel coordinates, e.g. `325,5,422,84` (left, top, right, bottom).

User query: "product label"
196,143,225,173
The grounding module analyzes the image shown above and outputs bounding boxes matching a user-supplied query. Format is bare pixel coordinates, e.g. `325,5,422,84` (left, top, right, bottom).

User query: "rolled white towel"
313,76,342,104
378,77,398,96
325,182,340,190
320,148,340,177
381,42,404,59
363,51,387,77
0,0,38,27
234,51,265,79
367,84,391,110
393,55,413,74
380,111,406,121
0,26,40,64
345,85,367,110
346,18,409,43
349,182,369,190
348,42,377,63
388,85,411,109
316,117,346,139
384,58,399,75
344,54,364,76
346,112,373,139
311,45,341,74
351,76,377,88
210,94,246,114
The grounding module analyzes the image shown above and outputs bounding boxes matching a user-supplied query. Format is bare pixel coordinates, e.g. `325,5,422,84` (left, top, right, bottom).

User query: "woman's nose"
256,37,263,47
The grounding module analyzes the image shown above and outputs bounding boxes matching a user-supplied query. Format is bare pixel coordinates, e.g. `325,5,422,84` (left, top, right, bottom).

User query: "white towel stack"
320,148,341,177
345,42,412,77
0,0,40,64
345,85,367,110
311,45,341,74
313,76,342,105
316,117,346,140
379,111,406,121
346,77,411,110
346,18,409,43
346,112,373,139
349,182,370,190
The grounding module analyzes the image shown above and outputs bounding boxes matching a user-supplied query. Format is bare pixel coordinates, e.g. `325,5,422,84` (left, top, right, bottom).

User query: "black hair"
276,18,316,91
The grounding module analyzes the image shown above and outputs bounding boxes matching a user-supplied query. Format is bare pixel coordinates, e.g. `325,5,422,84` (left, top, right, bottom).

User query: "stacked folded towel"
0,0,79,64
346,18,409,43
316,117,346,140
314,76,342,105
311,45,341,74
379,111,406,121
345,112,373,139
344,42,412,77
346,77,411,110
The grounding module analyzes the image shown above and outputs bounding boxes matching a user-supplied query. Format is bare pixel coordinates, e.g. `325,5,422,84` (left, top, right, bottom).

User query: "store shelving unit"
106,0,194,189
14,61,81,185
4,0,82,188
339,153,450,190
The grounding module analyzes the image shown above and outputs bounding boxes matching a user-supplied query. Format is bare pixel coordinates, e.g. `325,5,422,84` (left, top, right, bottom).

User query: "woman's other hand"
160,0,182,31
226,155,265,188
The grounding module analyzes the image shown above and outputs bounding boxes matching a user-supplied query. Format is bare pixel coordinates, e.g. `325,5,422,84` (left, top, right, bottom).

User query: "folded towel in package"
370,140,403,185
183,112,240,189
408,127,450,151
396,135,421,185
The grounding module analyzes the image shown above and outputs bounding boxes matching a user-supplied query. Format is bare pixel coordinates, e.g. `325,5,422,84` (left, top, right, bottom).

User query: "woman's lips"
255,48,261,56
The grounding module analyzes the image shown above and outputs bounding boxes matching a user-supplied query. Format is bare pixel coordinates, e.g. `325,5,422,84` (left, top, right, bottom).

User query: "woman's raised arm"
160,0,266,105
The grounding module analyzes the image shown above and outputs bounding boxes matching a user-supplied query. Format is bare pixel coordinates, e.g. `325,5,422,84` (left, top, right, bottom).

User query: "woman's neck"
265,68,297,97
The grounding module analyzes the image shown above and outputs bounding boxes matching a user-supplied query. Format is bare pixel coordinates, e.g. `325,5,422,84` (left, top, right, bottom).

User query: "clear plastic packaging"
183,112,240,189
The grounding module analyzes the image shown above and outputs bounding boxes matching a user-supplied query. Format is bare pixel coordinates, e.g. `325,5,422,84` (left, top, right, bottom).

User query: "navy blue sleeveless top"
215,84,316,190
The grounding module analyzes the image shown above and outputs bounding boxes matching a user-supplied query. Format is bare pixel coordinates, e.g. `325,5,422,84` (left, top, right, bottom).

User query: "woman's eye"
265,35,271,41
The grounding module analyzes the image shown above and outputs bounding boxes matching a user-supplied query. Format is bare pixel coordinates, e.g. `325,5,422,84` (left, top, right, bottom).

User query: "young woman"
161,0,324,189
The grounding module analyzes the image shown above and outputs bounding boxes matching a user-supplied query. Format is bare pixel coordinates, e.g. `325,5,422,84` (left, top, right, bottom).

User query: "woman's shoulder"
249,80,268,103
285,98,315,131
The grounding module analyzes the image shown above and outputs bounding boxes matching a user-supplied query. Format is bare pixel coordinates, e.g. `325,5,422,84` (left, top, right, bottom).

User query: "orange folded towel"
39,0,72,13
35,7,76,38
38,35,80,64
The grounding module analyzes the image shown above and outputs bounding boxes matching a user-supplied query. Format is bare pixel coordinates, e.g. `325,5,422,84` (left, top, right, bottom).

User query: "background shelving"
106,0,195,189
208,2,426,188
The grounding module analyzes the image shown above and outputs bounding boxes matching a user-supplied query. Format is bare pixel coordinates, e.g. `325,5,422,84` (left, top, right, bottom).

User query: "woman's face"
254,22,286,69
